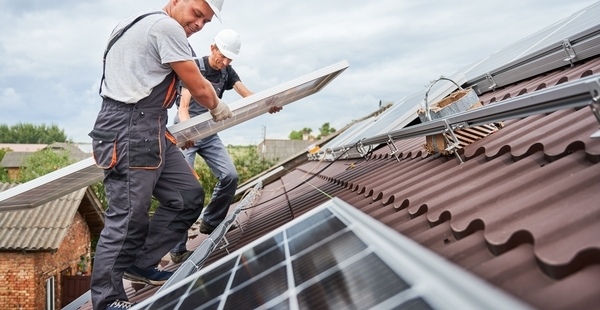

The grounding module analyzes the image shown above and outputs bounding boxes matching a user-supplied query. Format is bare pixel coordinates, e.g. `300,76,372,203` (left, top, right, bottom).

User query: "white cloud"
0,87,22,107
0,0,597,144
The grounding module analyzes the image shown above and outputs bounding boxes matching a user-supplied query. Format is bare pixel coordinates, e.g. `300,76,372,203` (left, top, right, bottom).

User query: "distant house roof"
0,142,90,168
0,152,30,168
0,183,104,251
0,144,47,152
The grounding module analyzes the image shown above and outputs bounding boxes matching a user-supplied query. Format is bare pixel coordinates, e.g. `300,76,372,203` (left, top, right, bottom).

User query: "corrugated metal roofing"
0,183,88,250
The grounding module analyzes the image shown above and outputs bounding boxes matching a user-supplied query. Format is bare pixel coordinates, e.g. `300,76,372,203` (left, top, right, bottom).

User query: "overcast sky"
0,0,598,146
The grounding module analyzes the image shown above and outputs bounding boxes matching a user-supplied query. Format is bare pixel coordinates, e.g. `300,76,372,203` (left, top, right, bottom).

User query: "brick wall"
7,168,19,182
0,253,36,309
0,212,92,310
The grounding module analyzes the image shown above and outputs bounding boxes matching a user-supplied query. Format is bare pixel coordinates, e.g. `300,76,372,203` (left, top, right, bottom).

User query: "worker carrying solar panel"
87,1,232,310
169,29,282,264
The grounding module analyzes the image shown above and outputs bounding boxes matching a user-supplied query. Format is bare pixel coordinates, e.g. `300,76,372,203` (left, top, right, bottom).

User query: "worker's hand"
210,99,233,122
181,140,195,150
268,106,282,114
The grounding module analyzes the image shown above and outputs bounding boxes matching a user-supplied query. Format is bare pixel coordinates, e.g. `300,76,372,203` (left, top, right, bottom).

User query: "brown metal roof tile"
462,108,600,159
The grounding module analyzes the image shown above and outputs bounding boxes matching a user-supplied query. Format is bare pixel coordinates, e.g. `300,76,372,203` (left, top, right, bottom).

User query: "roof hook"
562,39,577,68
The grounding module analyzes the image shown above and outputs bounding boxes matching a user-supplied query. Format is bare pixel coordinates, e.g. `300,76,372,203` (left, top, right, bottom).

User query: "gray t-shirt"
100,11,192,103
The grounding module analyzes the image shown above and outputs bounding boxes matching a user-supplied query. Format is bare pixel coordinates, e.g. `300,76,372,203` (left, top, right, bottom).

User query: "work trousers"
90,99,204,309
171,133,238,253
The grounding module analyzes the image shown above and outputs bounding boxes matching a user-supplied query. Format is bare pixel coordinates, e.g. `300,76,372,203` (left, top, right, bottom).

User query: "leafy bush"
194,145,277,206
18,149,74,183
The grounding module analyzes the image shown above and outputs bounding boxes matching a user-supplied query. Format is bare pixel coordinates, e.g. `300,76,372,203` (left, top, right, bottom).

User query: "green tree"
317,122,336,139
0,148,9,182
289,127,314,140
289,130,303,140
18,148,75,182
0,123,71,143
193,145,277,206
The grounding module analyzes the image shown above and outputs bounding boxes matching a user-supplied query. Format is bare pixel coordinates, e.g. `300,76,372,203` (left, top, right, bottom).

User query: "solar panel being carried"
0,61,349,212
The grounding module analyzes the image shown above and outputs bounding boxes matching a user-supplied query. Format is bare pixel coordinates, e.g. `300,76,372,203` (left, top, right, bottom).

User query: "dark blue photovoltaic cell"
241,233,283,259
224,265,288,309
147,257,237,309
147,283,191,310
285,208,333,238
268,299,291,310
297,252,410,309
179,271,229,309
287,215,346,256
292,230,367,285
232,243,286,287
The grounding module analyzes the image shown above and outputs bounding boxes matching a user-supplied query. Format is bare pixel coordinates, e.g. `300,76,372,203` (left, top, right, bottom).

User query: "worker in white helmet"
89,1,229,309
170,28,281,264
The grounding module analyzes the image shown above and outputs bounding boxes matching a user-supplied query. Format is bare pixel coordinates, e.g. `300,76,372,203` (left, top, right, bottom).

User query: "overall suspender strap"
197,55,206,75
198,55,228,98
99,11,164,95
191,45,202,70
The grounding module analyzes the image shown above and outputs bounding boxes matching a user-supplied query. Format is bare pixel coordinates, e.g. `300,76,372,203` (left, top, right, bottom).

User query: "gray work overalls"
89,14,205,310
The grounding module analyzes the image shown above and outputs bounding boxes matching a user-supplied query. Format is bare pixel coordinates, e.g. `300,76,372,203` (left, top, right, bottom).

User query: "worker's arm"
178,87,192,122
233,81,254,98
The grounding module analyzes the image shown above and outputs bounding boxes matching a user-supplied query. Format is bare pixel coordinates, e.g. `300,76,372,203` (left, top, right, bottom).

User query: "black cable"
240,139,369,211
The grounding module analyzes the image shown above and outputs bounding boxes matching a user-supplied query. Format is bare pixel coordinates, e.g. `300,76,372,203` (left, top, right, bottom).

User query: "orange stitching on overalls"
110,141,117,167
165,131,177,145
92,140,118,169
163,76,177,108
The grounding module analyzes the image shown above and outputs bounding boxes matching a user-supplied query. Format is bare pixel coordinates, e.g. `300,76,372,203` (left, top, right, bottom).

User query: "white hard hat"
214,29,241,60
205,0,223,23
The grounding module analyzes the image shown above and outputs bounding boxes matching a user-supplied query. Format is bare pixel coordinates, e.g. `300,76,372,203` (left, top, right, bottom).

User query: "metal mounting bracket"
340,147,349,159
386,135,401,162
324,147,337,161
356,140,370,160
562,39,577,67
442,119,464,164
219,236,230,254
485,73,497,91
234,218,243,233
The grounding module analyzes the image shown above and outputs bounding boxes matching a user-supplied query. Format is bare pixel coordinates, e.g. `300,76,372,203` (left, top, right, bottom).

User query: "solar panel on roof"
132,198,532,310
0,61,349,212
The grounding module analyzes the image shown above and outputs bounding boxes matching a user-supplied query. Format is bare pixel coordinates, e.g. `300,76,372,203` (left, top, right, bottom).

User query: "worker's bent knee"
168,188,205,232
223,171,239,184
